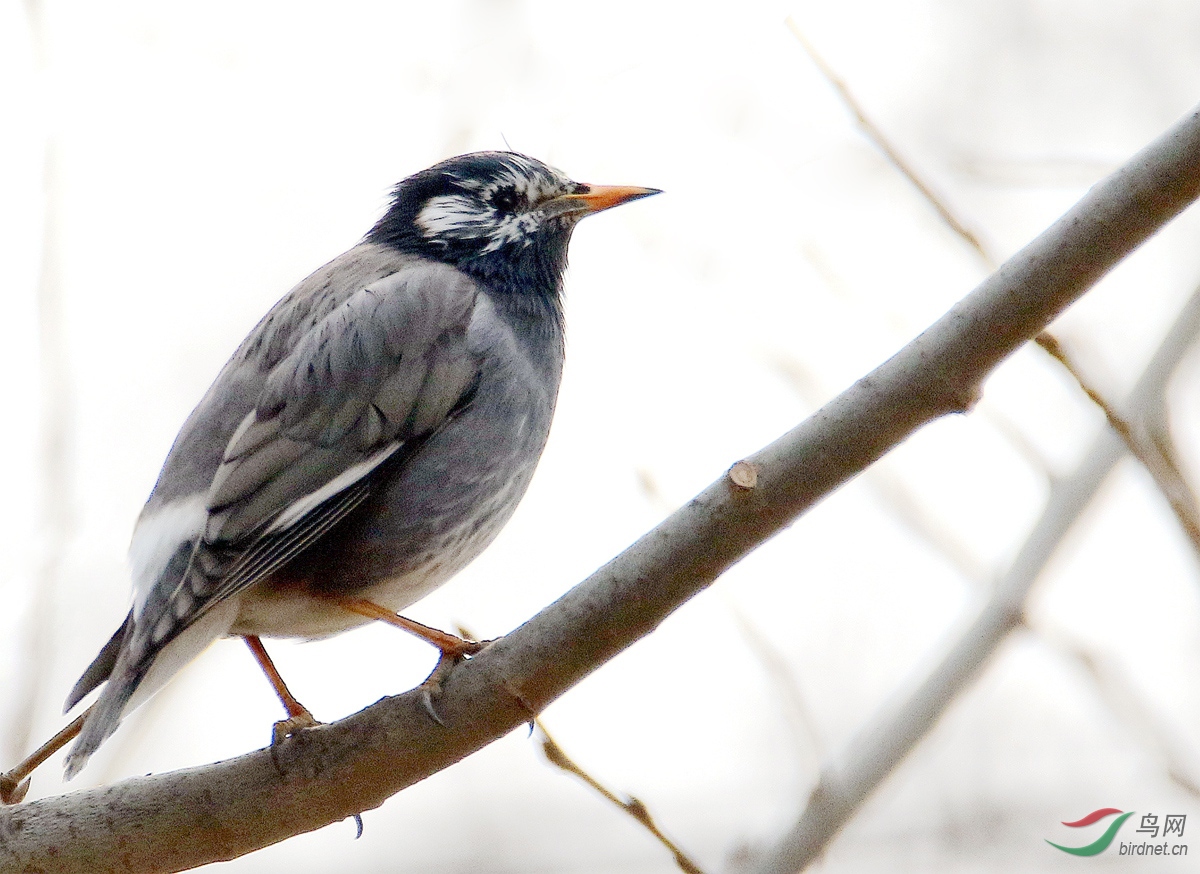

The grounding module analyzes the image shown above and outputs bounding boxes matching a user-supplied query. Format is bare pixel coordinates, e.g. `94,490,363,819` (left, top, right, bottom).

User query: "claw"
418,648,477,727
421,687,446,727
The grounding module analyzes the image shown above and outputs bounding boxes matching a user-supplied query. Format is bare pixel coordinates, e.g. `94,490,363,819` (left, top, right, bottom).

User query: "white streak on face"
417,195,543,254
128,495,207,617
417,193,499,240
481,213,543,253
420,157,576,253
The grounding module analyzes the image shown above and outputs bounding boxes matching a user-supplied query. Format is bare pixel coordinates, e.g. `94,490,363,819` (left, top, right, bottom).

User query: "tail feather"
61,596,240,779
63,653,148,779
64,610,133,713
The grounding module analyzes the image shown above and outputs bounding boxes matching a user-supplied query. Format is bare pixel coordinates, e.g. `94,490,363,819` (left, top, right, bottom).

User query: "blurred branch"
636,466,676,514
6,1,76,772
773,355,988,585
536,721,706,874
468,620,705,873
4,100,1200,874
1036,332,1200,560
863,467,990,585
789,19,1066,490
728,605,825,763
1146,413,1200,537
754,285,1200,874
1033,624,1200,799
786,16,996,268
976,404,1055,480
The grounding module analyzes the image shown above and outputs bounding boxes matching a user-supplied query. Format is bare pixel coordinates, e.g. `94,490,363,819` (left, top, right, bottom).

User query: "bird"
10,151,659,786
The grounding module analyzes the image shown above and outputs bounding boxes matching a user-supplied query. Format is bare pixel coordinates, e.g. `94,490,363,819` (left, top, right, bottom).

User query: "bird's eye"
492,188,522,214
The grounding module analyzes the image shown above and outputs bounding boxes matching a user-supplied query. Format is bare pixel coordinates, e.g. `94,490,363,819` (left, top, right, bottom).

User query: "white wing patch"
265,441,403,534
128,495,207,618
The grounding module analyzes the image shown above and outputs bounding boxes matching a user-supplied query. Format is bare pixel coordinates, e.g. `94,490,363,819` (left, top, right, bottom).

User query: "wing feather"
207,428,306,511
145,259,481,652
65,249,490,778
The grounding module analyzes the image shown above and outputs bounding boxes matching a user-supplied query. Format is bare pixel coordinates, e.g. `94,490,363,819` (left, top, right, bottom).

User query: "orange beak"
555,184,661,215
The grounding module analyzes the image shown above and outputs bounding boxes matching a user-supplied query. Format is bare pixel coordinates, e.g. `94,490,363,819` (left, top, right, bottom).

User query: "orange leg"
1,706,92,804
243,635,312,720
4,637,320,801
243,636,320,745
337,598,483,658
336,598,486,727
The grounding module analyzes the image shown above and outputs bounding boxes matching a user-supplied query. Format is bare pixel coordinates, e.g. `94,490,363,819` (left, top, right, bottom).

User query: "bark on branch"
4,104,1200,874
755,284,1200,874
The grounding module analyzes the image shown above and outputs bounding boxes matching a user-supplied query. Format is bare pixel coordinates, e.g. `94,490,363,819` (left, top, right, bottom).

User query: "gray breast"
260,291,564,607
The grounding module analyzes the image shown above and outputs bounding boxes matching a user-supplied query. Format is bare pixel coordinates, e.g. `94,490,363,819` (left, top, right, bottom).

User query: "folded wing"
64,259,482,776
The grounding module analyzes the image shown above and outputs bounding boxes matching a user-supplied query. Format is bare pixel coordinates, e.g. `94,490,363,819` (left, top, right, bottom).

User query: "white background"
3,1,1200,870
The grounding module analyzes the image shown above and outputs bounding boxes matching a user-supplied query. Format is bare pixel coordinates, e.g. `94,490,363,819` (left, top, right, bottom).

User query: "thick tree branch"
754,283,1200,874
3,104,1200,874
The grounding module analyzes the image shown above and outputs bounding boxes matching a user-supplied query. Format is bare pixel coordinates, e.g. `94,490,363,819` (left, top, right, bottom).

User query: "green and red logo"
1047,808,1135,856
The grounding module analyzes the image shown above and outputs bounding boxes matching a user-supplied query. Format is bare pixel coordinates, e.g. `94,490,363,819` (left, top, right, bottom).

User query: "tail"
63,650,151,779
64,611,133,713
62,597,240,779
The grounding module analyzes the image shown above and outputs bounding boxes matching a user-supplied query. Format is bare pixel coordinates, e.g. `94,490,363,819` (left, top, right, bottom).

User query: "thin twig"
1146,412,1200,536
465,619,705,872
1032,622,1200,799
1036,331,1200,559
1,708,90,804
535,720,706,874
785,17,996,267
755,286,1200,874
727,604,825,763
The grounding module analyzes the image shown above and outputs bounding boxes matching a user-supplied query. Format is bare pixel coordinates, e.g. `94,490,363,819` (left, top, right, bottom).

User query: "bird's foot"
440,632,485,661
420,652,457,727
334,599,490,724
271,708,321,746
419,636,488,726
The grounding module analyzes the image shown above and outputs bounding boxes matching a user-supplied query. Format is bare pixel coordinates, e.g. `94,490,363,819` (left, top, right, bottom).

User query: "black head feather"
366,152,589,306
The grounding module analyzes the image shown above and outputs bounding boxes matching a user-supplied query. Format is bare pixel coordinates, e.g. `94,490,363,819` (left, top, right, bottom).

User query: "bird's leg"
1,706,92,804
336,598,484,658
242,635,320,744
336,598,485,725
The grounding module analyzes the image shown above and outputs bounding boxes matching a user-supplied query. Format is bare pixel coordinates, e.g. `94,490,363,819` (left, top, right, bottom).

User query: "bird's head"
366,152,658,297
